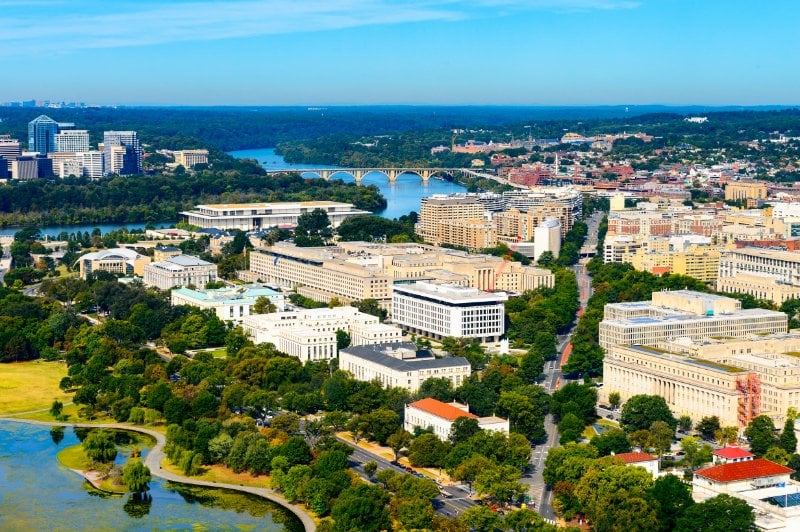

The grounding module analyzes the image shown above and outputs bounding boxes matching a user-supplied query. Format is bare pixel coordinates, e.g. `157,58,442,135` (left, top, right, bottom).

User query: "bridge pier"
320,169,331,181
353,170,364,184
421,169,431,183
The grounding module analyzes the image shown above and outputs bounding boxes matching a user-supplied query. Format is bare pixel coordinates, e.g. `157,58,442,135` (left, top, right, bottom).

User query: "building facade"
143,254,217,290
391,281,507,342
76,248,150,279
181,201,370,231
28,115,59,154
717,247,800,304
173,149,209,168
339,342,470,393
171,285,285,322
404,398,509,441
103,130,142,175
54,130,89,153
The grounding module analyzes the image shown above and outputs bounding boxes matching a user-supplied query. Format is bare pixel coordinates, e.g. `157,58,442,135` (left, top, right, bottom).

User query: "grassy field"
161,458,271,489
57,444,93,471
0,360,72,415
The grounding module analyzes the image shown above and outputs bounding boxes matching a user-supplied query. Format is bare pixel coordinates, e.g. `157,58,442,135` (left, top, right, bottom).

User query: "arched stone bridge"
265,167,486,184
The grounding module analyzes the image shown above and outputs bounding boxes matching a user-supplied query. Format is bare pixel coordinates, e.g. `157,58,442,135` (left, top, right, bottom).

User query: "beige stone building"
76,248,150,279
173,149,209,168
724,181,768,202
603,333,800,428
248,241,554,305
718,247,800,304
494,203,574,240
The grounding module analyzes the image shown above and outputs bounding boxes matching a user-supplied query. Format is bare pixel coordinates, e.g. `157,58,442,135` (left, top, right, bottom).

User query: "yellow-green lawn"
0,360,72,414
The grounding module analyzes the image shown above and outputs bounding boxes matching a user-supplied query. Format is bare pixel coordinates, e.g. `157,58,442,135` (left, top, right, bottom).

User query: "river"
0,421,301,531
229,147,467,220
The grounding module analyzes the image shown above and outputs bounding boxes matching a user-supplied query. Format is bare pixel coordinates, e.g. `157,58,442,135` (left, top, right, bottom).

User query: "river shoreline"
0,417,316,531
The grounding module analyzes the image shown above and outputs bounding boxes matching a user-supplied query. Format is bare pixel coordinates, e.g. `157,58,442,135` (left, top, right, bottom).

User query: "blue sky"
2,0,798,105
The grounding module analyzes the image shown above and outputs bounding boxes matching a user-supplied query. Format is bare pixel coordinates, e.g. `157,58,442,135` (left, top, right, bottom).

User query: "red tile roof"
713,446,755,460
695,458,793,483
408,398,477,421
615,451,658,464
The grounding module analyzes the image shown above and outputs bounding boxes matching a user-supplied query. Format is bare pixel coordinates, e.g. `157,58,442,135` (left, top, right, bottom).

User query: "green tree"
745,415,778,456
696,416,721,441
620,394,677,433
417,377,455,402
386,429,412,462
675,494,755,532
82,430,117,463
608,391,621,411
649,420,675,455
449,417,481,445
764,446,790,465
122,460,152,493
452,455,493,494
335,330,350,350
678,415,693,433
49,399,64,419
503,508,554,532
590,428,632,456
252,296,276,314
650,474,694,531
408,433,449,468
394,497,434,530
331,484,391,532
474,464,527,502
780,418,798,454
558,413,585,444
364,460,378,479
543,443,598,486
575,463,657,532
459,505,502,531
680,435,713,469
295,208,333,247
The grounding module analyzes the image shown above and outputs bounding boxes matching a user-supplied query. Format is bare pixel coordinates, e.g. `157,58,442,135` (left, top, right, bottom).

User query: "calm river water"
0,421,301,531
229,147,467,220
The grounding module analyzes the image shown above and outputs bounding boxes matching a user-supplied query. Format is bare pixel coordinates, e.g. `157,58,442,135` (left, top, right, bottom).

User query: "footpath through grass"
0,360,72,414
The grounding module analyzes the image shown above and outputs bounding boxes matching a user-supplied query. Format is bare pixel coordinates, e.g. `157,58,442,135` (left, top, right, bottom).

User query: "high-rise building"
103,131,142,175
0,135,22,161
80,151,104,179
54,130,89,153
11,156,38,180
0,157,8,179
28,115,59,154
533,217,561,260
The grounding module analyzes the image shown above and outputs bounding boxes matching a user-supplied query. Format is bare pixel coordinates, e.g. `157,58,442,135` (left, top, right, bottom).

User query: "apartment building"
404,398,509,441
599,290,787,351
338,342,470,393
143,254,217,290
417,196,486,244
77,248,150,279
173,149,209,168
248,241,553,305
170,285,285,322
181,201,369,231
603,234,670,263
391,281,506,342
494,202,574,239
717,247,800,304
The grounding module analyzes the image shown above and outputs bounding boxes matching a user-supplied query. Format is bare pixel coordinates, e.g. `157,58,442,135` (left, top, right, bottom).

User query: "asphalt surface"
337,436,477,518
523,211,603,522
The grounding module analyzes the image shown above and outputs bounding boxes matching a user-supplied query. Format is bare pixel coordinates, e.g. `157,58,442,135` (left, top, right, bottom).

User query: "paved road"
524,211,603,522
0,418,317,532
336,436,477,518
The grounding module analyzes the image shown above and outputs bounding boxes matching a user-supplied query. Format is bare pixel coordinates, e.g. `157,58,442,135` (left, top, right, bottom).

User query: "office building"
173,149,209,168
391,281,507,342
248,241,554,306
76,248,150,279
599,290,787,351
181,201,370,231
143,254,217,290
718,247,800,304
11,156,38,180
171,285,285,322
241,306,403,363
404,398,509,441
48,152,83,178
494,203,574,240
54,130,89,153
338,342,471,393
0,157,8,179
533,217,561,260
103,131,142,175
28,115,59,154
0,135,22,161
80,151,104,179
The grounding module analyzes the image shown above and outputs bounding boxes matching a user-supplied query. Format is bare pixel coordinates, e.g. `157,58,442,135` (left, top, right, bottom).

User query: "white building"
614,452,659,478
599,290,788,350
143,254,217,290
54,130,89,153
241,306,403,363
170,285,285,322
180,201,371,231
338,342,471,393
391,281,507,342
80,151,104,179
49,152,83,178
404,398,509,441
533,217,561,260
76,248,149,279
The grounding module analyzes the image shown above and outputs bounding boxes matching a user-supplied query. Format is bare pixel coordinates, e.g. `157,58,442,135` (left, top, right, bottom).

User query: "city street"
336,436,478,518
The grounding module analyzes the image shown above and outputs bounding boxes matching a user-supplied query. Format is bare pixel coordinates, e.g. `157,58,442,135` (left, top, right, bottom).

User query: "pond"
0,421,303,531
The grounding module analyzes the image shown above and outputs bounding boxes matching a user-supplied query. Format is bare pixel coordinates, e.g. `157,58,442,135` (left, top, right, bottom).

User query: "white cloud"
0,0,638,54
